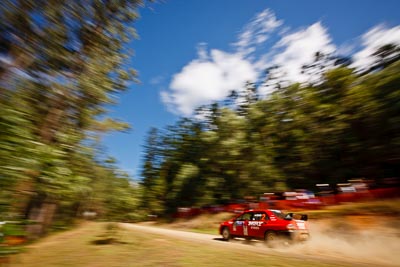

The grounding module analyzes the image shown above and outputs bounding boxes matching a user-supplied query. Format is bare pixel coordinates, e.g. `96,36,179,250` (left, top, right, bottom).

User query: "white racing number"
243,224,248,236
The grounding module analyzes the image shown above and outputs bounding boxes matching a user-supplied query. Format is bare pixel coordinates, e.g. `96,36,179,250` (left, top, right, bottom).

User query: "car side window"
243,212,252,220
236,212,252,221
252,212,268,221
235,214,243,221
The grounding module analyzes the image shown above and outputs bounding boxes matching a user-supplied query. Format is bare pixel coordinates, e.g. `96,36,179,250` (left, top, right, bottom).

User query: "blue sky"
103,0,400,179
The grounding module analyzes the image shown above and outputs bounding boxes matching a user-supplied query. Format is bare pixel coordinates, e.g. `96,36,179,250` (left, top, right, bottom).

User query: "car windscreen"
270,210,286,219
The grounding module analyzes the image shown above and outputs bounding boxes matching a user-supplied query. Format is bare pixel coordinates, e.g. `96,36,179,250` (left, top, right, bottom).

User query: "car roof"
244,209,280,213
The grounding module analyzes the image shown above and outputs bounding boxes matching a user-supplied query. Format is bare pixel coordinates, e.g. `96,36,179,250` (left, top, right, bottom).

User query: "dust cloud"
276,219,400,266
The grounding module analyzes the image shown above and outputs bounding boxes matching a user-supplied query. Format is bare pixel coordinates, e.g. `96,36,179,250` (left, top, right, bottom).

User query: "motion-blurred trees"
0,0,143,235
140,44,400,216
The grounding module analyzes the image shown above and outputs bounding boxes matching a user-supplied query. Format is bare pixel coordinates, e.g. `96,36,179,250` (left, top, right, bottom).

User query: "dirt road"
121,222,400,267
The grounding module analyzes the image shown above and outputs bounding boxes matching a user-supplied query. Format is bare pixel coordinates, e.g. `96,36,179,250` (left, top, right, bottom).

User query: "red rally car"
219,209,309,244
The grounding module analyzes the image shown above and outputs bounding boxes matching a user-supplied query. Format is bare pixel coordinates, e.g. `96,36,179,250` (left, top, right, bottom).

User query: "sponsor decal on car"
248,221,263,226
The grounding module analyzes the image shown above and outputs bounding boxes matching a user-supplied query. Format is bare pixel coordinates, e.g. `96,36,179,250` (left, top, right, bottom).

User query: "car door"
232,212,252,237
248,212,267,238
261,211,282,232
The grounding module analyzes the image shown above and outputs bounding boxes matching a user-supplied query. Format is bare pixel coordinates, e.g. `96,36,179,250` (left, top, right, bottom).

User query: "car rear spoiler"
285,213,308,221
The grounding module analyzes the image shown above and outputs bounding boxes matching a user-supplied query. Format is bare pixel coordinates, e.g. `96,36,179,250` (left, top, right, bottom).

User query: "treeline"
0,0,143,236
140,46,400,216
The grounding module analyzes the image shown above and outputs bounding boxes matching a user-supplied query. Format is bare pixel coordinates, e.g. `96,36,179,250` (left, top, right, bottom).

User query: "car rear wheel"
221,227,231,241
264,231,278,248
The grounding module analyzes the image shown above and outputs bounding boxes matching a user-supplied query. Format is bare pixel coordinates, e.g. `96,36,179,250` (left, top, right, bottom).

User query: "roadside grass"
10,222,357,267
6,199,399,266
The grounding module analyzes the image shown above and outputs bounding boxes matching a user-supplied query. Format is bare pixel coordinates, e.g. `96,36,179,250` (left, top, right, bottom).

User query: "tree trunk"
25,199,57,239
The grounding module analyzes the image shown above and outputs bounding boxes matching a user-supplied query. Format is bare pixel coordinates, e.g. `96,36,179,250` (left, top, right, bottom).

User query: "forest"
0,0,399,238
0,0,144,237
140,48,400,216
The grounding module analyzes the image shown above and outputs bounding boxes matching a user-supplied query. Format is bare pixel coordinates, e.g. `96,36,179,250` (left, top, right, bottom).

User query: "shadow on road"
212,237,257,246
213,237,227,242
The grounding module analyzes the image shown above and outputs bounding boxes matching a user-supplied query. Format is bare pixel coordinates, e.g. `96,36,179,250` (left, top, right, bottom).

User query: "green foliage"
140,45,400,216
0,0,143,233
1,222,26,237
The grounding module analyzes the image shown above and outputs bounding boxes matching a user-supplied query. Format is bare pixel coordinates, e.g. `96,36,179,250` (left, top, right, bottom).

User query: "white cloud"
352,24,400,71
161,6,400,116
162,8,282,116
149,75,165,85
196,42,209,61
162,49,258,116
271,22,336,83
336,41,358,57
234,9,283,57
162,15,335,115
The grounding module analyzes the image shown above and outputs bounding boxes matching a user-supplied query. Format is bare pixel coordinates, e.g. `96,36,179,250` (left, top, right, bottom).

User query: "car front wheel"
221,227,231,241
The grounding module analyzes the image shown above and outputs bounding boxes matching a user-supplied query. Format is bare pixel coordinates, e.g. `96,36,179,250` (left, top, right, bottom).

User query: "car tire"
221,227,231,241
264,231,278,248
